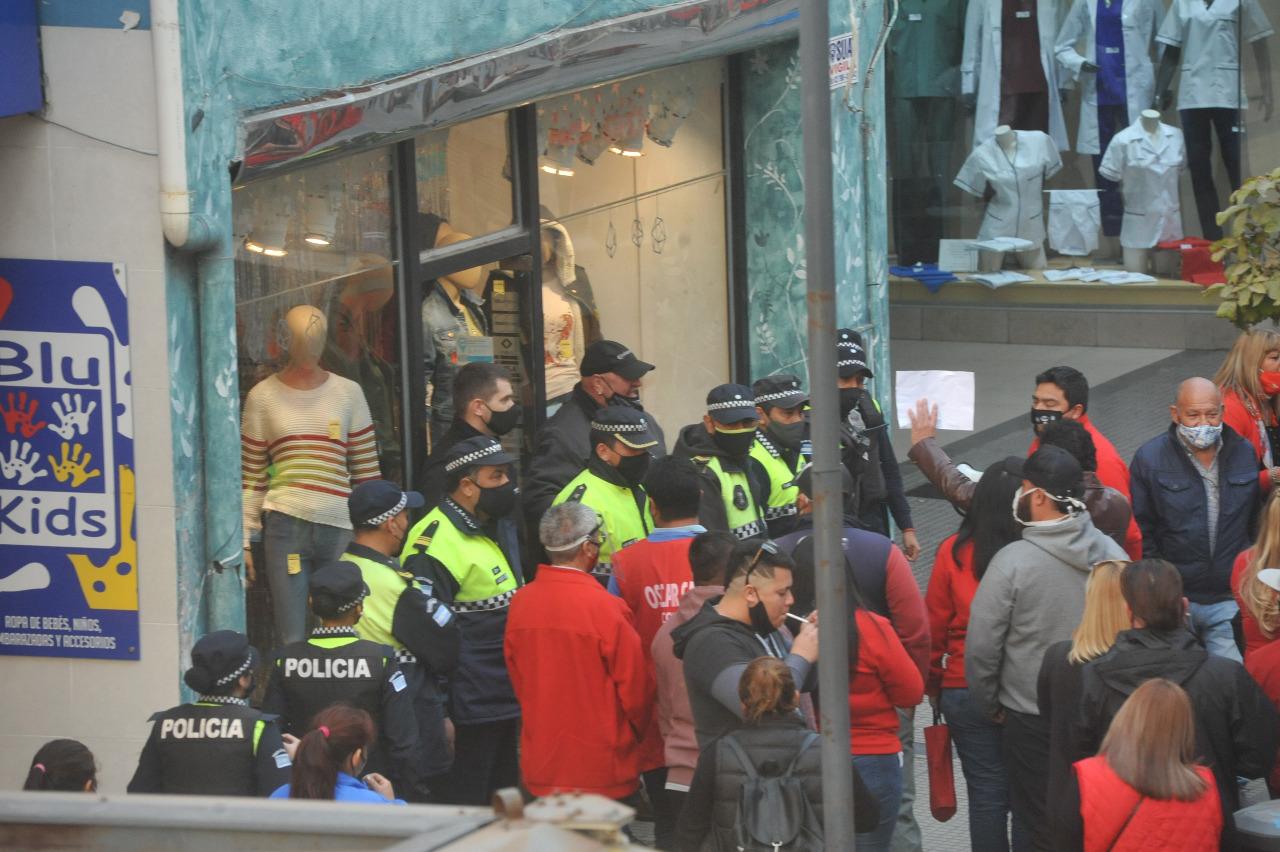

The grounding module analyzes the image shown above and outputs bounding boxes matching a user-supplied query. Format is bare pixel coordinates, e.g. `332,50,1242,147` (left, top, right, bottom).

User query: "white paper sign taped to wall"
895,370,976,431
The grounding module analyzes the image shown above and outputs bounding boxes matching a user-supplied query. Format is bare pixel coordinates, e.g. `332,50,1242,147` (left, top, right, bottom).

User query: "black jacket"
675,714,880,851
671,598,815,749
673,424,769,540
523,386,667,529
1130,423,1261,602
1037,639,1087,849
1073,627,1278,843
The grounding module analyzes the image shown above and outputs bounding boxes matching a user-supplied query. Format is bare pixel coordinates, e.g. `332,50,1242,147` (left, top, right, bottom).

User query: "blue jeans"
853,753,904,852
941,688,1028,852
263,511,351,643
1189,599,1243,662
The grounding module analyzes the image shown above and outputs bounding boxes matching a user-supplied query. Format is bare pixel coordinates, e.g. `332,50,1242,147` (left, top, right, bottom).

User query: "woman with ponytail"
269,705,403,803
23,740,96,792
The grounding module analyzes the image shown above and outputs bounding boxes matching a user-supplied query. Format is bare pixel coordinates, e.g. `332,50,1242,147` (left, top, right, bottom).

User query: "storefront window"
535,58,730,434
415,112,516,254
885,0,1279,287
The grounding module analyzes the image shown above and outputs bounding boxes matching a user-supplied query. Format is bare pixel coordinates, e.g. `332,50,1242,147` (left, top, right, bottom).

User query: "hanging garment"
955,130,1063,242
1047,190,1103,256
1157,0,1275,111
1055,0,1162,154
962,0,1070,151
1098,120,1186,248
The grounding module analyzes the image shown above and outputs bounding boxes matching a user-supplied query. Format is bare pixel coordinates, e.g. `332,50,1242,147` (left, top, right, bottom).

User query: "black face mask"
747,597,777,635
485,403,522,437
838,387,864,419
768,419,806,451
475,480,519,518
712,428,756,458
616,452,652,487
840,387,884,429
610,393,644,410
1030,408,1064,432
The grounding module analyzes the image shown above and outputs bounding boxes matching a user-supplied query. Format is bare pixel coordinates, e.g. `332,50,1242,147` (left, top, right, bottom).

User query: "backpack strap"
783,731,820,777
1105,794,1145,851
719,733,759,779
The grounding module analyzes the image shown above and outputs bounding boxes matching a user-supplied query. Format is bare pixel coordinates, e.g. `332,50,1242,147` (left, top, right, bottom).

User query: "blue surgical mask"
1177,422,1222,450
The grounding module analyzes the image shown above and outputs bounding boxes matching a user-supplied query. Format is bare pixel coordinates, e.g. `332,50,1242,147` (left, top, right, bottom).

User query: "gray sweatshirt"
966,511,1126,717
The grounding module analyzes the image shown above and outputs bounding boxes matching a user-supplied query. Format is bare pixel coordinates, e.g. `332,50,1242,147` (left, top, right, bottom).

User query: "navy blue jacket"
1130,423,1261,603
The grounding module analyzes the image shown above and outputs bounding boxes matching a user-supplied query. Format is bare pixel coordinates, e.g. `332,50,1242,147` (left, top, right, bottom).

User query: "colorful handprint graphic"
1,391,47,438
0,439,47,485
47,442,101,488
48,393,97,440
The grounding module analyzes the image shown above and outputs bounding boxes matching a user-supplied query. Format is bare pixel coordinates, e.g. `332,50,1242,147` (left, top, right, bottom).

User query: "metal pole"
800,0,856,846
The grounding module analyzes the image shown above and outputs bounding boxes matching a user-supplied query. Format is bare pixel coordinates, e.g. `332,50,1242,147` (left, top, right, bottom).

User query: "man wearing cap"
673,384,769,541
836,329,919,560
551,405,659,578
342,480,460,800
749,374,810,538
525,339,668,532
129,630,292,796
965,446,1126,850
263,560,418,792
400,435,522,805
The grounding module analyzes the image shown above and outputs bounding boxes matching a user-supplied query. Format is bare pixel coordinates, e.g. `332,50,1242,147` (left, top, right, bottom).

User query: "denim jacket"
421,281,487,442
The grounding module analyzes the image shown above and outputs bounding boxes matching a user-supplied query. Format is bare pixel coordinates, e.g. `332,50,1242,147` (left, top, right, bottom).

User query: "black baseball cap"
752,374,808,410
1005,445,1084,500
590,405,660,450
706,383,759,424
184,630,258,694
837,328,874,379
349,480,425,527
443,435,519,474
310,560,371,618
580,340,655,380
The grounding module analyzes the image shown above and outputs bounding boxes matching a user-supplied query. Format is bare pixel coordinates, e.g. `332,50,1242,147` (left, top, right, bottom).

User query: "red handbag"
924,707,958,822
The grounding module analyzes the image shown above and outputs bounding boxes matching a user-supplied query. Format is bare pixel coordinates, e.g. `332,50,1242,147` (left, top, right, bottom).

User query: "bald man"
1129,377,1262,661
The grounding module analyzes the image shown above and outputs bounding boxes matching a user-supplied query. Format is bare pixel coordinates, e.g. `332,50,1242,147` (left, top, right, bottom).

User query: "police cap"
706,383,758,424
837,328,874,379
349,479,425,528
443,435,519,474
310,560,371,618
590,405,660,450
184,630,258,694
751,374,808,411
580,340,655,380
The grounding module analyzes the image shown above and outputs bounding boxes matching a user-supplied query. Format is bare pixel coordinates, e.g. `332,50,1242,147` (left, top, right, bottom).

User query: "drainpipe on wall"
151,0,246,647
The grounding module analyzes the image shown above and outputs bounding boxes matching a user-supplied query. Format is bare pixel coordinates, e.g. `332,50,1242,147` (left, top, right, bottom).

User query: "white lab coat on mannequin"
1157,0,1274,110
1055,0,1163,154
962,0,1070,150
955,130,1064,241
1098,119,1186,247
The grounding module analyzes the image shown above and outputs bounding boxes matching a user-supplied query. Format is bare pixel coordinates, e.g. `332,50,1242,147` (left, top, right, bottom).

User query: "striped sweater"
241,373,380,544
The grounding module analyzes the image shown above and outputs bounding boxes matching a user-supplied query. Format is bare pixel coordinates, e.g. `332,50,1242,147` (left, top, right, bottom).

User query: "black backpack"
720,731,824,852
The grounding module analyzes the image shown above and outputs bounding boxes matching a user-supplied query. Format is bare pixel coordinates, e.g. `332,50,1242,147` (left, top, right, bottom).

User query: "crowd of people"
21,327,1280,851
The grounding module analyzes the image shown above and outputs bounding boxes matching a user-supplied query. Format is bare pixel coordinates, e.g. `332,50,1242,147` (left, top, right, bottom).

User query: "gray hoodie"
965,511,1126,717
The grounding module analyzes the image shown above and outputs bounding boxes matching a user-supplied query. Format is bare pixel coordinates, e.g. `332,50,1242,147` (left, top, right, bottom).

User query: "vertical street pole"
800,0,856,846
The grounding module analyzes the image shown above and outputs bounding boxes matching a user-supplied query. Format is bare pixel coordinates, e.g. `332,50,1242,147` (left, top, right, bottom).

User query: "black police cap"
184,630,258,694
349,480,425,528
310,560,371,618
579,340,655,381
751,374,808,410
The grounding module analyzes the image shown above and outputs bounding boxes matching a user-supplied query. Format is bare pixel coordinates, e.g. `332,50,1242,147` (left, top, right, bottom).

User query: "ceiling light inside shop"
303,190,340,246
541,136,578,177
604,99,647,158
244,207,290,257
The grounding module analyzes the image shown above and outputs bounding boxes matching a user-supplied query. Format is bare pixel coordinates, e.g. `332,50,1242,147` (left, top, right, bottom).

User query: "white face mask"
1011,486,1083,528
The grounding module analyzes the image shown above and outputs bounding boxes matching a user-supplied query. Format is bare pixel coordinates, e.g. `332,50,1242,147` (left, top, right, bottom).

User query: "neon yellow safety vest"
749,432,807,524
343,550,414,652
697,455,766,540
400,505,517,612
552,467,653,573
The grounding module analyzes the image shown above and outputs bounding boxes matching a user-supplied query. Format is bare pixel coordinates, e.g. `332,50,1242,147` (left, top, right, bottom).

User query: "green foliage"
1208,168,1280,329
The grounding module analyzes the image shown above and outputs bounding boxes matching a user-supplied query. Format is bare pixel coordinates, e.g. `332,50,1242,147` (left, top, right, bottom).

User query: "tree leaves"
1206,167,1280,330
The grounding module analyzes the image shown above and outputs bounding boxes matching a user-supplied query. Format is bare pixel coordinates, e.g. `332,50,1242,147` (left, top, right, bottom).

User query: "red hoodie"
849,609,925,754
505,564,654,799
650,584,723,788
925,535,979,693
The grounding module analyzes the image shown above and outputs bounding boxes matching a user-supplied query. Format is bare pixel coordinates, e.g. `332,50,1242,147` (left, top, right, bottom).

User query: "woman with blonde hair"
1233,490,1280,659
1038,560,1130,834
1064,679,1221,851
1215,327,1280,490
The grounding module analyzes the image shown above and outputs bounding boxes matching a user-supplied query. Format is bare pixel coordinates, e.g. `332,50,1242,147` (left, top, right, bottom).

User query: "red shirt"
612,534,696,773
1075,756,1221,851
1232,548,1277,660
849,609,925,755
505,564,654,799
1244,639,1280,793
925,536,980,693
1222,389,1274,492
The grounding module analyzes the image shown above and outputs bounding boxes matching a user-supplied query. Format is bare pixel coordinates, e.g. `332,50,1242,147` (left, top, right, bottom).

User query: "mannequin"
1154,0,1274,240
539,216,601,411
957,125,1060,269
1098,109,1187,271
242,304,379,643
962,0,1070,151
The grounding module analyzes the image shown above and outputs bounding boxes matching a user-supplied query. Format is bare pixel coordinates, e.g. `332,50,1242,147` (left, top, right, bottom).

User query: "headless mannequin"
1123,110,1165,272
978,125,1049,271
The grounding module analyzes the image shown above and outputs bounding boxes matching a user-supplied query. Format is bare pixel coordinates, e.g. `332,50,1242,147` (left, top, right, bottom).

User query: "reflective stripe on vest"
749,435,805,521
704,456,766,540
344,551,412,651
552,468,653,572
401,507,517,608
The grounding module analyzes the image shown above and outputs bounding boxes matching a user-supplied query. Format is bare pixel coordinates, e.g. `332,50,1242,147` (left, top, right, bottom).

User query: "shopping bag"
924,707,957,822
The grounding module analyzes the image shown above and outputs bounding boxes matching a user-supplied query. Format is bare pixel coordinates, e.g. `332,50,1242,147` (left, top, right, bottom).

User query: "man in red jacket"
1028,365,1130,498
505,501,654,803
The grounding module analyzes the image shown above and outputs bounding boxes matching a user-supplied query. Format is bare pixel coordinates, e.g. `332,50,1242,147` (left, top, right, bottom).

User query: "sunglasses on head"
726,539,779,586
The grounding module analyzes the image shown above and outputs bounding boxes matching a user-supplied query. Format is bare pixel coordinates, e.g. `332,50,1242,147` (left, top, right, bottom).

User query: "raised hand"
47,442,101,488
49,393,97,440
0,440,47,486
1,391,48,438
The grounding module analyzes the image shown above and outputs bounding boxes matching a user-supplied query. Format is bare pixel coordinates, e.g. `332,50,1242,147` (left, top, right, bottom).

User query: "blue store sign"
0,0,43,118
0,259,139,659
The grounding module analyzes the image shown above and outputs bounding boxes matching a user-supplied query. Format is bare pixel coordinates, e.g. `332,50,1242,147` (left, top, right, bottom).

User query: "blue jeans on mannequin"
940,687,1028,852
853,753,904,852
262,511,351,643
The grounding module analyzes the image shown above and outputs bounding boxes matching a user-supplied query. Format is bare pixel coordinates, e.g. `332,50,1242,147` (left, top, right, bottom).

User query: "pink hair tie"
318,726,330,738
33,763,46,773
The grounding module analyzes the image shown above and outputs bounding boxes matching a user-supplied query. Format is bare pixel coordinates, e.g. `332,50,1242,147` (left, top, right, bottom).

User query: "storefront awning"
234,0,798,182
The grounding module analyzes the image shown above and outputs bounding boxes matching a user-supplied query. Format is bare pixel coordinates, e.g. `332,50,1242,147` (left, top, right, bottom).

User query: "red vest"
1075,756,1221,851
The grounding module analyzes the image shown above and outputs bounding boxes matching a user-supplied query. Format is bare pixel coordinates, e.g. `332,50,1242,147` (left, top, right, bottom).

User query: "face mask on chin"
747,594,777,635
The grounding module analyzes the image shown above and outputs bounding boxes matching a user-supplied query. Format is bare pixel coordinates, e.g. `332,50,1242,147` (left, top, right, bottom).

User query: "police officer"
128,630,291,796
673,384,769,541
552,405,659,579
750,374,810,537
262,560,417,790
342,480,460,801
401,436,522,805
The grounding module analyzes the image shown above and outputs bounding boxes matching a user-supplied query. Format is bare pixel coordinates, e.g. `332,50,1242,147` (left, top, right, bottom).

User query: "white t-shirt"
542,273,584,401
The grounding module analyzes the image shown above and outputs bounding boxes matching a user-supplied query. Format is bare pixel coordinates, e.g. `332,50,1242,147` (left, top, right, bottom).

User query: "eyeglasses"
726,539,778,586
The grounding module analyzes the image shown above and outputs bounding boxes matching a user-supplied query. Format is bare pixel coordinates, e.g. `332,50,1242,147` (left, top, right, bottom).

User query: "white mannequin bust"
278,304,329,390
995,124,1017,153
977,126,1048,271
1123,109,1164,273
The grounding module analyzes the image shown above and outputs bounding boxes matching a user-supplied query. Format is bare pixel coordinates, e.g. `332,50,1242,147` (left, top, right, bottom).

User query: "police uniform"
552,406,658,576
262,560,417,787
343,480,460,792
673,384,769,541
128,631,291,797
749,374,810,538
400,437,522,805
